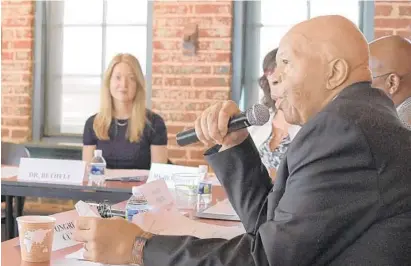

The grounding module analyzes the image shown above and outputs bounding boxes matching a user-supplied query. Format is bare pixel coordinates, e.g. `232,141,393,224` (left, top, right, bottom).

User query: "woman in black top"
82,53,168,169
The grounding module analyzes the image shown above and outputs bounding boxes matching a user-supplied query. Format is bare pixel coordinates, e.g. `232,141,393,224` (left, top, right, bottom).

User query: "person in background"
82,53,168,169
249,48,300,180
74,15,411,265
369,35,411,129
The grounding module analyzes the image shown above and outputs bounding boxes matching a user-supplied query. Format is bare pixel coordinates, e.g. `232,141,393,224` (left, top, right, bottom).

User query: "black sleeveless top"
83,110,167,170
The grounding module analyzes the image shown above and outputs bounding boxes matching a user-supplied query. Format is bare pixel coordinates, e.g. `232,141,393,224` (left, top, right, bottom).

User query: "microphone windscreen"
246,104,270,126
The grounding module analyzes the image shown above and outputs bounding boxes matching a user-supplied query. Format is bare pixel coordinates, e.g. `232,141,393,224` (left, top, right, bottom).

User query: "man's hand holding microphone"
177,100,269,150
194,100,250,151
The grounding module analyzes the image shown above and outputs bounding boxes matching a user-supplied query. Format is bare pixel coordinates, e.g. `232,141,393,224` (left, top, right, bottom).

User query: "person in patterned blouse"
249,48,301,180
369,35,411,130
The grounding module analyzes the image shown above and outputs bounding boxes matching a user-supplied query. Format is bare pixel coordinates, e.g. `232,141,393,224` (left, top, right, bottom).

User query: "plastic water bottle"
125,187,151,221
198,165,208,181
89,149,106,183
197,165,212,210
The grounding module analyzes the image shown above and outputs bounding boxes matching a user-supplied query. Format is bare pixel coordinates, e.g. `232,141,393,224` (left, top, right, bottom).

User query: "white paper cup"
16,216,56,262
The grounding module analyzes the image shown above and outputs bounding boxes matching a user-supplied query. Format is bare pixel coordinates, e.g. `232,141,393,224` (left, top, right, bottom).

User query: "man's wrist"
130,231,154,266
220,129,249,152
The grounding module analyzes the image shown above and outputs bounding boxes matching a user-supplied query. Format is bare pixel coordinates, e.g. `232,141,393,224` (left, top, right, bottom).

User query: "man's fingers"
74,217,100,242
82,248,94,261
195,101,238,145
207,104,223,144
218,101,240,137
110,216,124,220
75,217,99,230
200,111,211,142
73,229,93,242
82,241,97,261
195,117,207,145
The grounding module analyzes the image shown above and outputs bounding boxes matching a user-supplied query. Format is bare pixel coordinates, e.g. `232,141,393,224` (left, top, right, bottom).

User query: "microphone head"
246,104,270,126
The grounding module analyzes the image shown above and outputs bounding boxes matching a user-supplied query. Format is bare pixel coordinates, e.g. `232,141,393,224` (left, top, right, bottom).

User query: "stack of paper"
133,208,245,239
202,199,238,217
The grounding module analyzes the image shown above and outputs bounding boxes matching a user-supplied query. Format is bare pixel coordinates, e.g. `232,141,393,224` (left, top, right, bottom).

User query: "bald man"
369,35,411,129
74,16,411,265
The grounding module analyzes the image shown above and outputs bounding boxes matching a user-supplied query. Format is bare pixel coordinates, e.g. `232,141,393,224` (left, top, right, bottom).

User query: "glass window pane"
258,26,293,105
259,26,292,66
61,77,101,134
105,26,147,74
61,27,103,75
261,0,307,26
310,0,360,25
106,0,148,25
63,0,103,25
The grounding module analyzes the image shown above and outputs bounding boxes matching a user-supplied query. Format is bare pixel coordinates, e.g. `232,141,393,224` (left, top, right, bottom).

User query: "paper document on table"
1,166,19,178
203,199,238,216
134,179,177,211
133,208,245,240
65,249,130,266
75,200,101,217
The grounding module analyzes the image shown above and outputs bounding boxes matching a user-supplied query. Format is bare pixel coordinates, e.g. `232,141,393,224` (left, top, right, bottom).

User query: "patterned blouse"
397,97,411,130
259,133,292,170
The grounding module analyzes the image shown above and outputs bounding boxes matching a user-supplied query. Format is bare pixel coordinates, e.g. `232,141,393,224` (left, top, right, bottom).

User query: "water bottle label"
90,165,105,175
198,182,212,194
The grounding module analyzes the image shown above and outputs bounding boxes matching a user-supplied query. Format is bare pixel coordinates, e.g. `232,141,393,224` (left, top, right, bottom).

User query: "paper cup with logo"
16,215,56,262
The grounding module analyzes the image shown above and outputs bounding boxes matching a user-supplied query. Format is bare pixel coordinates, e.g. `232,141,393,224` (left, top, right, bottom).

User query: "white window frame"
235,0,375,111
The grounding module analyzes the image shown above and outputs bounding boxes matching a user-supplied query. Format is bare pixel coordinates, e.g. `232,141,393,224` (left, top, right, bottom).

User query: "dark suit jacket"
143,82,411,266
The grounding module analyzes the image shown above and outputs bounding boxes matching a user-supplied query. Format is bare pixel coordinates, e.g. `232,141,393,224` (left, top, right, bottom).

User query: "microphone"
176,103,270,146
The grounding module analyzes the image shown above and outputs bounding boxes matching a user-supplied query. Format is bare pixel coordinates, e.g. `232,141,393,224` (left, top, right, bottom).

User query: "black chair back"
1,142,30,166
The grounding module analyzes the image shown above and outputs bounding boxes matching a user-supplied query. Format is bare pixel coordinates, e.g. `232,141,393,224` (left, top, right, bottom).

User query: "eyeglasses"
372,71,411,80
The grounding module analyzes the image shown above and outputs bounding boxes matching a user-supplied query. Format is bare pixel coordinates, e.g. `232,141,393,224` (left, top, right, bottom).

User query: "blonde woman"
82,53,168,169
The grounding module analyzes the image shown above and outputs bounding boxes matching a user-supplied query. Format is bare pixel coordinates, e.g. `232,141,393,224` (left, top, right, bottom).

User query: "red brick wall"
1,0,35,143
374,0,411,39
2,0,410,161
151,1,233,167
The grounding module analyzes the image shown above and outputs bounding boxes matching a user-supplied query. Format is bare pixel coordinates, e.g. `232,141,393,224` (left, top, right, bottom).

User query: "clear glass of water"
171,173,202,210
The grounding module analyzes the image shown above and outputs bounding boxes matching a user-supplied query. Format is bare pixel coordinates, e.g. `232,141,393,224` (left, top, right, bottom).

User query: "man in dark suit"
74,15,411,265
369,35,411,129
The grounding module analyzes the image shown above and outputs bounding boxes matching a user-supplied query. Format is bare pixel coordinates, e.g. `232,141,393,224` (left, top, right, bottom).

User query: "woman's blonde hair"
93,53,146,143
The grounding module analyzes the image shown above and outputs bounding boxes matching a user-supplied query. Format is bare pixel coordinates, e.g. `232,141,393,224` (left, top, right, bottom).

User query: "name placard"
18,158,86,184
52,219,78,251
147,163,201,187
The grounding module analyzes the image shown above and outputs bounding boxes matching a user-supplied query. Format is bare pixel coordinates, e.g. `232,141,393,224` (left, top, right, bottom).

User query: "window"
45,0,150,136
257,0,362,103
239,0,364,110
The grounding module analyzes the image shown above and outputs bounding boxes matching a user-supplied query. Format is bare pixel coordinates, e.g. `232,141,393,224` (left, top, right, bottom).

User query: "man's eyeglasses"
372,71,411,80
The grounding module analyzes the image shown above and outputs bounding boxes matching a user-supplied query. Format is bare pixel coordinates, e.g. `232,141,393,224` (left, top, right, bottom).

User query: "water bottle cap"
94,149,102,157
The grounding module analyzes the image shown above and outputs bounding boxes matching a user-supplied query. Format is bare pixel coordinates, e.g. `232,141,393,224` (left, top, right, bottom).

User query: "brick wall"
1,1,409,213
151,0,233,167
374,0,411,39
1,0,35,143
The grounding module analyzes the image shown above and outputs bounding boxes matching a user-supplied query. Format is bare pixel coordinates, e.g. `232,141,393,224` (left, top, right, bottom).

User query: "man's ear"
326,58,349,91
385,73,400,95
